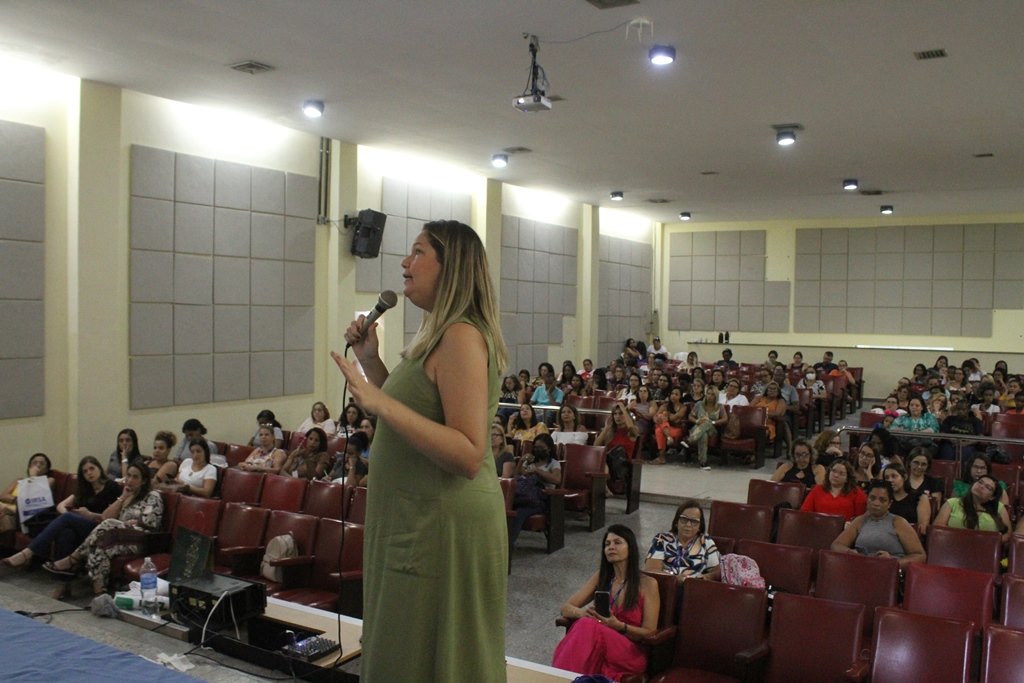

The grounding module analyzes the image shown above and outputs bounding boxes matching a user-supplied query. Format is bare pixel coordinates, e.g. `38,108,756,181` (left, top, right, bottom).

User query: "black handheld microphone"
348,290,398,347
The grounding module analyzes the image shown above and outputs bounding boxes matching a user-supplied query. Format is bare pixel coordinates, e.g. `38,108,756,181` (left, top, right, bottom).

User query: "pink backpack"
720,553,766,589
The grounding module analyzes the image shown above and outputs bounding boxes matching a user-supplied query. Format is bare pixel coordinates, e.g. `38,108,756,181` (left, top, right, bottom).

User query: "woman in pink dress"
553,524,660,681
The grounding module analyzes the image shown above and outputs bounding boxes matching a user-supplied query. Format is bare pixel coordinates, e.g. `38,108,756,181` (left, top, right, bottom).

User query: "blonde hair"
403,221,509,372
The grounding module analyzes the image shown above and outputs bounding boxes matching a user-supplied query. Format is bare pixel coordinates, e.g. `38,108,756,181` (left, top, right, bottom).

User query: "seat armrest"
736,640,770,664
844,658,871,681
270,554,314,567
544,488,569,498
219,544,264,556
585,472,609,483
641,625,677,646
339,570,363,581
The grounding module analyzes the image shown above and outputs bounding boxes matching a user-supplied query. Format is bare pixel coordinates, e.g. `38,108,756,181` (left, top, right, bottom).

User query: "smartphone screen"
593,590,610,618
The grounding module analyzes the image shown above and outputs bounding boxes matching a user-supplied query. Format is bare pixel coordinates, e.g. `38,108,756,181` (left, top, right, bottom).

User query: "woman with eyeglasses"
952,453,1010,507
645,499,720,582
770,438,825,489
553,525,659,681
905,446,943,508
800,459,867,521
933,473,1011,543
812,430,844,469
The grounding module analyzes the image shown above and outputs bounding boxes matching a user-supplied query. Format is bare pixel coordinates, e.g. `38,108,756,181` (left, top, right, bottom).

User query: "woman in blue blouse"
644,499,720,582
892,396,940,434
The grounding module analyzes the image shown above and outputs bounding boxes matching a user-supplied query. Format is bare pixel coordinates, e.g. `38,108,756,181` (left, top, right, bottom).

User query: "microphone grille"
379,290,398,309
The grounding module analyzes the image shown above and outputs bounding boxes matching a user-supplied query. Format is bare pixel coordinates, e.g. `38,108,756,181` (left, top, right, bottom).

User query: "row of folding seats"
217,469,366,524
114,491,364,616
626,565,1009,683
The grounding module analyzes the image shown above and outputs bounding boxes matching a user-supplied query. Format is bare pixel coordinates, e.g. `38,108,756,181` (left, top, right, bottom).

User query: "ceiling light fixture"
679,212,691,221
843,178,859,191
771,123,802,147
880,205,894,215
610,191,624,201
302,99,324,118
491,153,509,169
649,45,676,65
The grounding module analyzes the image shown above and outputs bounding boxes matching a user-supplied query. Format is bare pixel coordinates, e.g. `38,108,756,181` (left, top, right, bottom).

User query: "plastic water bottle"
140,557,158,616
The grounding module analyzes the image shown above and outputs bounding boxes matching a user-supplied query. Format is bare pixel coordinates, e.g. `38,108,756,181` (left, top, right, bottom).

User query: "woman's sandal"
43,553,79,577
0,549,31,568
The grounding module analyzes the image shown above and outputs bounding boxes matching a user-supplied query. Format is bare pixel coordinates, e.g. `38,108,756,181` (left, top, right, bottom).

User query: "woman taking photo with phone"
333,220,509,682
553,524,659,681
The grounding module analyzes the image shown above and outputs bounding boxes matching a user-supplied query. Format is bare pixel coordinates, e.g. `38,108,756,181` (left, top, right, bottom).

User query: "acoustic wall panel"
793,224,1021,336
500,216,579,372
129,145,316,407
667,230,790,335
0,119,45,418
597,235,651,365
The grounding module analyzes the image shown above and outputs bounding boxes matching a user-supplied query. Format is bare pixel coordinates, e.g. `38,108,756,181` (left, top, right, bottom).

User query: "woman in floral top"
644,499,720,582
43,461,163,596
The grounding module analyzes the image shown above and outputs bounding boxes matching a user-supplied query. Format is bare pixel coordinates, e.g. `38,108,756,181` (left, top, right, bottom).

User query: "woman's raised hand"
343,315,380,363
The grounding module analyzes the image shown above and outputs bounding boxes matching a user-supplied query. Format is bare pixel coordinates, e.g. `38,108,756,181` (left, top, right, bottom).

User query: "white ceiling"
2,0,1023,224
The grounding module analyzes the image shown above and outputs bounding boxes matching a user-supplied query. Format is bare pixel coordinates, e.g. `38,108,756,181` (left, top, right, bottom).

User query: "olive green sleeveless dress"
360,333,508,682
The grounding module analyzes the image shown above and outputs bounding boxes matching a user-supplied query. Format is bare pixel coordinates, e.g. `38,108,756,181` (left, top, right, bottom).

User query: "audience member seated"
509,433,560,548
653,388,689,464
708,368,727,392
933,473,1011,543
337,402,366,438
789,351,809,374
553,525,659,681
41,462,163,597
240,425,287,474
813,430,845,469
800,459,867,521
508,403,549,443
867,427,901,467
644,499,720,582
596,402,640,489
893,384,913,412
358,417,375,456
752,381,787,447
945,366,967,393
749,367,771,397
999,377,1022,410
627,386,657,444
249,409,284,448
770,438,824,489
829,359,859,405
491,424,515,477
719,378,749,407
905,447,943,507
971,382,1000,417
952,453,1010,506
565,374,587,400
797,369,826,399
1,456,120,587
927,393,948,423
531,362,565,418
146,431,180,484
882,463,931,536
171,418,219,462
295,401,338,436
716,348,738,369
616,372,642,404
553,404,589,436
688,385,727,471
852,443,881,492
558,361,578,390
621,338,642,367
871,396,906,418
281,427,331,480
0,453,57,535
332,431,369,486
161,439,217,498
106,428,143,480
579,359,595,381
498,375,522,423
891,397,939,456
830,480,926,569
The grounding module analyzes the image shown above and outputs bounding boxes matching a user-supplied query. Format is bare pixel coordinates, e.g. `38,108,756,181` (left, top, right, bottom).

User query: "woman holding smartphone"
553,524,659,681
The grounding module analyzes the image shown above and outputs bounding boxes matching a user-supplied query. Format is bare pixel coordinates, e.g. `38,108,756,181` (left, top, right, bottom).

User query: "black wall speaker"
350,209,387,258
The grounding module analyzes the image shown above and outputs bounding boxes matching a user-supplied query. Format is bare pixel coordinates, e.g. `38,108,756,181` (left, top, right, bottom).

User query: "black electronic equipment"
348,208,387,258
169,573,266,639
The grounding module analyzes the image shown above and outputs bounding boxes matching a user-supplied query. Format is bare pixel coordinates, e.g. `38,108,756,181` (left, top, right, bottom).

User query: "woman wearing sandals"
39,462,163,597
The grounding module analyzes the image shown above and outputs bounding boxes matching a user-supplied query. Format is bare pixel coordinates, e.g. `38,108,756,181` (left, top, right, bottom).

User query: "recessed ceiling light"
880,205,894,215
491,153,509,169
649,45,676,66
302,99,324,118
776,129,796,146
679,212,691,221
843,178,859,191
610,191,624,201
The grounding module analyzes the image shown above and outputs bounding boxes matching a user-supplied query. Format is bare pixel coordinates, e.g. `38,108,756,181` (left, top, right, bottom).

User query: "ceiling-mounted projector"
513,93,552,112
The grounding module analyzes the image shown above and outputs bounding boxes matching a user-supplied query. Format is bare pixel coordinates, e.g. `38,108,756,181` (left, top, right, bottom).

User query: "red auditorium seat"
717,405,768,468
707,501,772,543
735,539,814,595
122,495,221,580
233,510,319,596
224,443,254,467
981,624,1024,683
345,486,368,525
214,503,269,575
647,579,767,682
925,525,1002,574
302,480,346,520
557,444,608,532
856,608,973,683
275,520,363,617
259,474,307,512
999,574,1024,630
219,468,264,504
815,549,899,637
746,478,806,509
759,593,865,683
902,563,995,635
776,507,845,551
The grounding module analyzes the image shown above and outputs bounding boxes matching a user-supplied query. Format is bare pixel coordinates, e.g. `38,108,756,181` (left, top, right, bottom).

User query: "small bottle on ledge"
717,332,724,344
724,331,730,343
